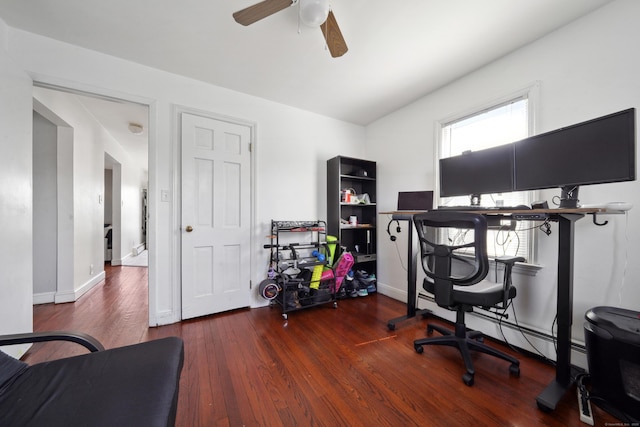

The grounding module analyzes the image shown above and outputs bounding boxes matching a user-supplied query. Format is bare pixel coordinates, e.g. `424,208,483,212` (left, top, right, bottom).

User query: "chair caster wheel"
282,314,288,320
414,345,423,354
462,373,474,386
426,325,434,335
509,363,520,377
333,302,338,308
387,323,396,331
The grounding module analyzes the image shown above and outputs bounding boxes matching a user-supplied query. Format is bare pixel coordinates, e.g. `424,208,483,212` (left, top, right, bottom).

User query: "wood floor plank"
22,263,620,427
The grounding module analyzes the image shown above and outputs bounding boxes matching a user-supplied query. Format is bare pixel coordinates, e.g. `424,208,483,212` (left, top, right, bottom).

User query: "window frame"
433,82,541,264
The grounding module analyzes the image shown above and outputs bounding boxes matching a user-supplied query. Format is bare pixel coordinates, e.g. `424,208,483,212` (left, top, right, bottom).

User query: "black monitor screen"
514,108,636,191
439,144,515,198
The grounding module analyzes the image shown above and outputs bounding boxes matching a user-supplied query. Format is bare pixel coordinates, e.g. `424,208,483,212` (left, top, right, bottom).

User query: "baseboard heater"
417,292,587,354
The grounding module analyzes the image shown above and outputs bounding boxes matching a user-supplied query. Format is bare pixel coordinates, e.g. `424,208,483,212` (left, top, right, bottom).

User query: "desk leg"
536,214,581,411
387,217,429,330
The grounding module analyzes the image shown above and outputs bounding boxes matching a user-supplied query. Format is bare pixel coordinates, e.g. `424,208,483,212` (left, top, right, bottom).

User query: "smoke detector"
128,123,144,135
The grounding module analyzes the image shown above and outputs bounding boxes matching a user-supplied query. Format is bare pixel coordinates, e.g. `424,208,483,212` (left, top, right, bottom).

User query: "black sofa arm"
0,331,105,352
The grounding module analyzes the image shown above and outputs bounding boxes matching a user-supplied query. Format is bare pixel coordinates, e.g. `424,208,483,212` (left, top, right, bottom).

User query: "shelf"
340,174,376,181
328,156,377,274
353,253,376,263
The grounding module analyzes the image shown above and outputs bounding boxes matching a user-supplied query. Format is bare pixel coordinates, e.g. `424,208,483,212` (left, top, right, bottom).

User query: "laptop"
397,191,434,211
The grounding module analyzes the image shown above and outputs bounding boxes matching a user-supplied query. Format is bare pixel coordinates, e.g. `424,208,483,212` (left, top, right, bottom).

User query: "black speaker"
386,219,401,242
584,306,640,423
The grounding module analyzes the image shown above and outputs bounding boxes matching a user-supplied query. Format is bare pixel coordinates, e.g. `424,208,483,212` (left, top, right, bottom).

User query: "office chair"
412,211,524,386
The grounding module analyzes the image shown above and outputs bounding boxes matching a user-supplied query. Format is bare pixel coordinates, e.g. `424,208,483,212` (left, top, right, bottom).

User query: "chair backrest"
413,211,490,307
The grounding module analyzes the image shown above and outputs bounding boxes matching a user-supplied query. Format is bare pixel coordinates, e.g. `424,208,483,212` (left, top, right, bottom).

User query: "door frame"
173,104,257,319
31,78,159,323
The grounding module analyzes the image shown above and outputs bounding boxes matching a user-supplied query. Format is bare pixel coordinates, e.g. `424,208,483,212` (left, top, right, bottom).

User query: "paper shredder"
584,306,640,423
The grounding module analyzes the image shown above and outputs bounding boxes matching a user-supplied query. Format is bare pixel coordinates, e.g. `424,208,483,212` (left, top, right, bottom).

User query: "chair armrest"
494,256,525,307
0,331,105,352
495,256,526,265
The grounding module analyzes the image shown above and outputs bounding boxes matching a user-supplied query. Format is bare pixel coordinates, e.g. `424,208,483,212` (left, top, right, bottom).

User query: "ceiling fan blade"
233,0,294,26
320,10,348,58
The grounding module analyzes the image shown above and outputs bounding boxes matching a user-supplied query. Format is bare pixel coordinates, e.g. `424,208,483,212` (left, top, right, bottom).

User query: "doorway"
31,85,149,305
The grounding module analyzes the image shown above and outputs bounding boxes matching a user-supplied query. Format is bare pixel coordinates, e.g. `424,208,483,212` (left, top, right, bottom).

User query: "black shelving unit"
326,156,377,276
265,220,337,319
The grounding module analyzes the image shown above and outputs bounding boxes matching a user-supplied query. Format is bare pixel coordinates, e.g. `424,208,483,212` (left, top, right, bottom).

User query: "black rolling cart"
264,220,338,320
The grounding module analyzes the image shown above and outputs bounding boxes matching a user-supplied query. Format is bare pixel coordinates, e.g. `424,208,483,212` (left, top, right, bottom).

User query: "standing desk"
381,207,612,412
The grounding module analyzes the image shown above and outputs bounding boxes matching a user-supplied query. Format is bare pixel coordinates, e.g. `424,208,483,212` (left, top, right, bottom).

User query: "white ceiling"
0,0,613,127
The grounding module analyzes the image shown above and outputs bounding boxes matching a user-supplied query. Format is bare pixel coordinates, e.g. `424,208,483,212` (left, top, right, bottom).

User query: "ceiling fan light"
299,0,329,27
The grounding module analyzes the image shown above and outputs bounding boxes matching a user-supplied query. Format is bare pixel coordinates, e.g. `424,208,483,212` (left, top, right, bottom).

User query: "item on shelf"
258,278,280,300
341,188,355,203
310,250,325,289
352,193,371,204
326,235,338,266
332,252,354,292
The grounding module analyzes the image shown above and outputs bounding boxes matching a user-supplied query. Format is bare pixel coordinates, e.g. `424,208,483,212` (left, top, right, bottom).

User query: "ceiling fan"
233,0,348,58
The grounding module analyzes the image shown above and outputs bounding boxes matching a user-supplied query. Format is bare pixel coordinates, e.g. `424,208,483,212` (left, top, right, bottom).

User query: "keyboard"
435,205,531,211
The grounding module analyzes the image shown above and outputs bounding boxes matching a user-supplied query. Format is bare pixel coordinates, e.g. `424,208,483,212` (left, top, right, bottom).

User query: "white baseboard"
376,281,407,303
33,291,56,305
54,271,105,303
133,243,146,256
154,309,179,326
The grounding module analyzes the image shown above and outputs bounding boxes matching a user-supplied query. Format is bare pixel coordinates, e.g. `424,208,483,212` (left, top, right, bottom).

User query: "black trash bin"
584,306,640,423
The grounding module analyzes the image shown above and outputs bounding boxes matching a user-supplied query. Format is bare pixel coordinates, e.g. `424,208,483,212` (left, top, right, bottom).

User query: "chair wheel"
509,363,520,377
462,373,474,386
426,325,434,335
414,344,424,354
387,323,395,331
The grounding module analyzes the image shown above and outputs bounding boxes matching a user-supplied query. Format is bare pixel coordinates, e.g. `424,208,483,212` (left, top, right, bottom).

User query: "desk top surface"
380,207,614,215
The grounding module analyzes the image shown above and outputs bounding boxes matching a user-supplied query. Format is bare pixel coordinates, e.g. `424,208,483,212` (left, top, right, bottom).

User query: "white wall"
367,0,640,367
3,24,366,326
0,18,34,357
32,111,58,297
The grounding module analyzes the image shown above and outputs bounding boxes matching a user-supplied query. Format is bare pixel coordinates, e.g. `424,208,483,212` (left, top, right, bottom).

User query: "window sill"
491,258,542,277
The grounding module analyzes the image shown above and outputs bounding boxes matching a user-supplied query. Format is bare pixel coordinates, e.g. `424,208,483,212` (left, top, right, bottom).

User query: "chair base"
414,312,520,386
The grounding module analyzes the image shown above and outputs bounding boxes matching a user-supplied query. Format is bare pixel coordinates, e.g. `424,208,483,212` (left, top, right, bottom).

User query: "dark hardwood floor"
24,264,618,426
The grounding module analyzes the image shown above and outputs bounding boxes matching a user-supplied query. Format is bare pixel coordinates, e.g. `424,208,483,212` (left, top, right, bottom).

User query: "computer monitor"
439,143,515,203
514,108,636,207
397,191,433,211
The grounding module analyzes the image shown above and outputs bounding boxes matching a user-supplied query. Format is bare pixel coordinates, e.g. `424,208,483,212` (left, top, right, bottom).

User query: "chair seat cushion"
0,336,184,427
424,278,516,308
0,351,28,392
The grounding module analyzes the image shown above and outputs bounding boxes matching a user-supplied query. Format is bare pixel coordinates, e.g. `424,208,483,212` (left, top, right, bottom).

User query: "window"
437,88,538,261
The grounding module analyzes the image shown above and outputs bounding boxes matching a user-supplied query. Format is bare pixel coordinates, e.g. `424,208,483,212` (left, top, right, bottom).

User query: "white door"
181,112,251,319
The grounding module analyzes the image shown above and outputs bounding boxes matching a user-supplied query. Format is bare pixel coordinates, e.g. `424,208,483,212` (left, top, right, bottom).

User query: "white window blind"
439,97,535,260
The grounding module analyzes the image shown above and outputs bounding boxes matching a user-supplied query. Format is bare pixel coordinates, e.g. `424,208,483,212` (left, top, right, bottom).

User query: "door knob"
185,225,193,232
